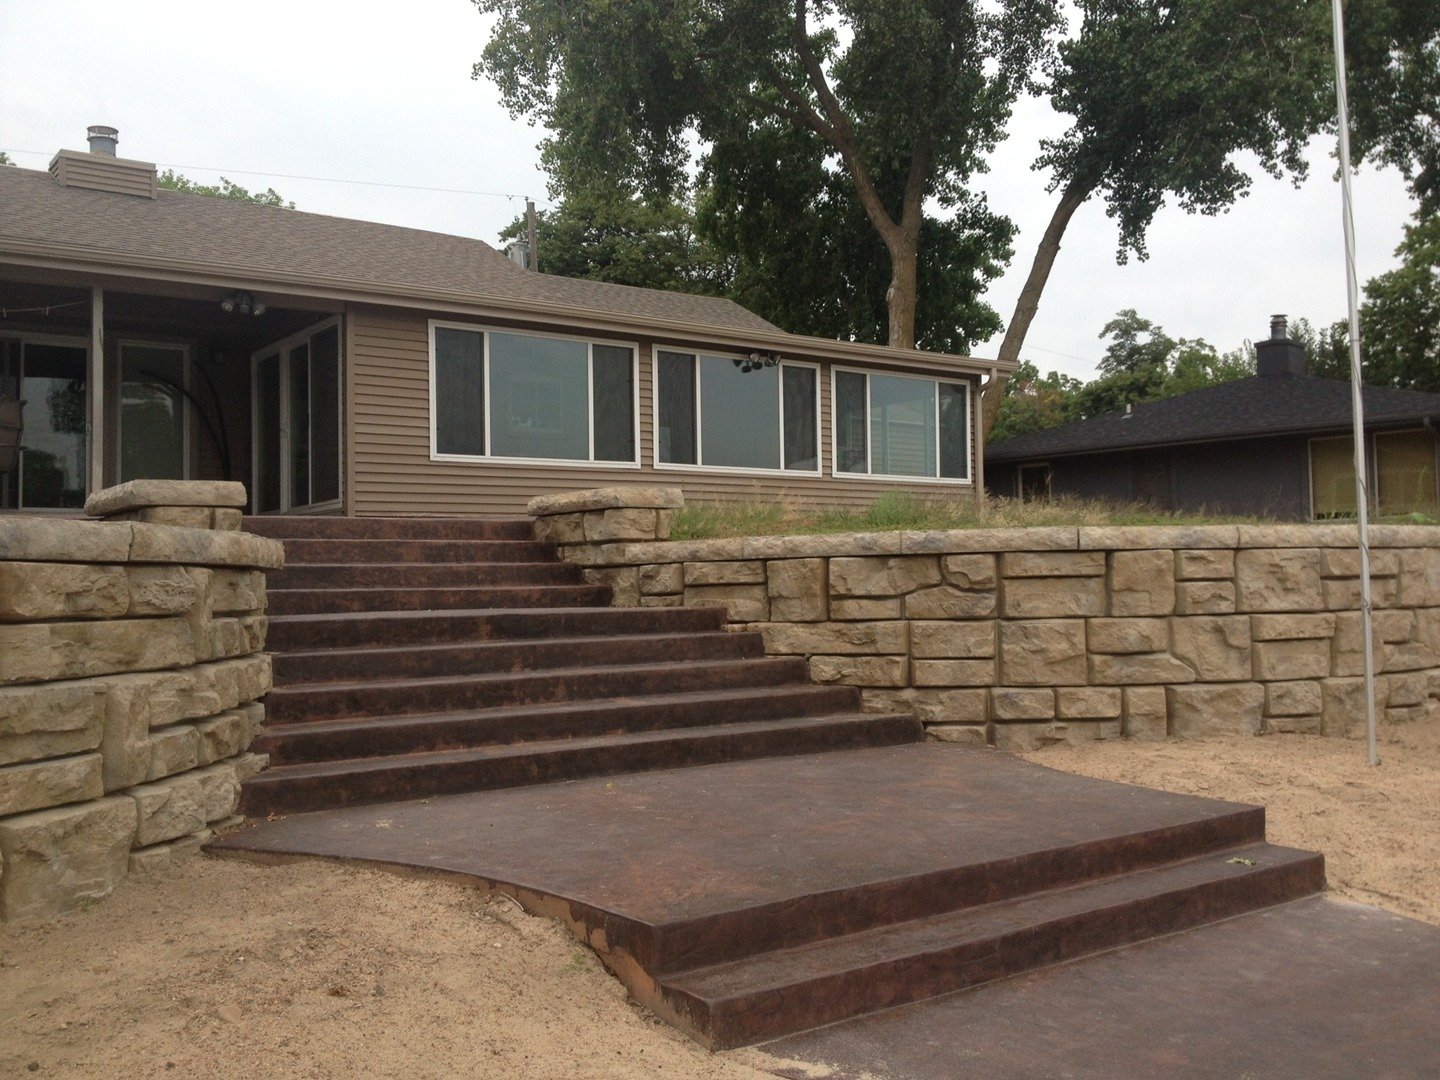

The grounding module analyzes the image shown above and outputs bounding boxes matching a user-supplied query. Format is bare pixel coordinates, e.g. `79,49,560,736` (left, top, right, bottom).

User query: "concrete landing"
766,896,1440,1079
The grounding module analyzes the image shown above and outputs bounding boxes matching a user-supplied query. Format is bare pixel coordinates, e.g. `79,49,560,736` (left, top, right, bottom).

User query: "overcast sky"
1,0,1418,380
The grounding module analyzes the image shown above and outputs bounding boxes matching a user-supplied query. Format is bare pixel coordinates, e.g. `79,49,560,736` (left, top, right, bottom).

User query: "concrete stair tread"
266,655,806,696
275,630,754,666
248,713,915,780
666,843,1319,998
657,843,1324,1046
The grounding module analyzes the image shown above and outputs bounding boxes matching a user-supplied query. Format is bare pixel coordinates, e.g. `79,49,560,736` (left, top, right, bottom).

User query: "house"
0,127,1003,517
985,318,1440,521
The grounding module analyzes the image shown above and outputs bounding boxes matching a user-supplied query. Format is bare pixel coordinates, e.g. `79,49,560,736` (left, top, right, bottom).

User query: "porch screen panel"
434,327,485,456
699,356,780,470
834,371,868,473
488,333,588,460
1310,436,1356,518
310,325,341,504
870,374,936,478
592,344,635,462
255,354,282,513
782,366,818,471
119,343,186,483
288,343,310,508
1376,430,1439,516
657,351,697,465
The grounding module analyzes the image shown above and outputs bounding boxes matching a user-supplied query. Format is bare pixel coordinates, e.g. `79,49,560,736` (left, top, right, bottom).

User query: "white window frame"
250,316,344,515
428,321,641,469
650,349,822,477
829,366,973,485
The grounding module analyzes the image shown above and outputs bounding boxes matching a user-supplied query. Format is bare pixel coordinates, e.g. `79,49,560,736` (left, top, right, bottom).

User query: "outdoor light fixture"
734,350,780,374
219,291,266,317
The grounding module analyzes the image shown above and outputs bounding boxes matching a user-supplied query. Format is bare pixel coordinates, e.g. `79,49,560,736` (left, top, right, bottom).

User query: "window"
1018,463,1051,503
1310,429,1440,519
430,325,637,464
833,368,970,481
655,351,818,473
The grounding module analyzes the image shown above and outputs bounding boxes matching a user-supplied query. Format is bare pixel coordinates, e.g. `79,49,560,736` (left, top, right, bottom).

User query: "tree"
156,169,294,208
498,188,729,294
1327,209,1440,392
474,0,1060,350
989,360,1082,441
0,151,14,166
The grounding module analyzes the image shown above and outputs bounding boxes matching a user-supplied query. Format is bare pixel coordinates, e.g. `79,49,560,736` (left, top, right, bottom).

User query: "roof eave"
0,238,1009,378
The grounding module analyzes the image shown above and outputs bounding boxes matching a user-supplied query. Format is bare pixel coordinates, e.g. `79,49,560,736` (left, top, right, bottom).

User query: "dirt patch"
0,855,838,1080
1020,721,1440,927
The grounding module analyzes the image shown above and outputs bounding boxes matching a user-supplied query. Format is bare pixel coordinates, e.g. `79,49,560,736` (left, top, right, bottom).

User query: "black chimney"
1255,314,1307,378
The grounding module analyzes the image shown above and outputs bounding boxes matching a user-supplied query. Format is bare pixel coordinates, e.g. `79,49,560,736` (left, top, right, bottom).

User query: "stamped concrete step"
273,538,560,564
268,561,584,590
656,844,1325,1049
272,630,764,685
245,515,533,540
266,583,611,616
265,606,727,651
239,713,922,815
265,656,814,723
255,684,862,765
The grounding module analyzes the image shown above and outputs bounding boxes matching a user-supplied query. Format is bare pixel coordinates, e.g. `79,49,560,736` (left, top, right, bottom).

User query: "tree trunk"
980,179,1093,438
885,233,919,350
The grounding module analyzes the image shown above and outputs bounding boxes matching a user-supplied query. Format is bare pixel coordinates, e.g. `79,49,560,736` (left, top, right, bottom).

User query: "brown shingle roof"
0,164,779,335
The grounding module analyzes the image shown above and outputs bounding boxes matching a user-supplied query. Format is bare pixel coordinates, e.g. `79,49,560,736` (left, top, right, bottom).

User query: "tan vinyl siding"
348,304,981,517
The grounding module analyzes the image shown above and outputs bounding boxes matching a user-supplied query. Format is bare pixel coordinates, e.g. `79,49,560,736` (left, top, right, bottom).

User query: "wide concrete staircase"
239,515,918,815
226,515,1325,1050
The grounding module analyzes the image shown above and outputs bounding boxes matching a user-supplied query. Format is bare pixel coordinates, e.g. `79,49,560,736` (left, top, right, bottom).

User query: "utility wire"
0,149,533,202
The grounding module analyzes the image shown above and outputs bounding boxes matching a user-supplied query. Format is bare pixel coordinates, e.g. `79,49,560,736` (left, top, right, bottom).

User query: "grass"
668,493,1275,541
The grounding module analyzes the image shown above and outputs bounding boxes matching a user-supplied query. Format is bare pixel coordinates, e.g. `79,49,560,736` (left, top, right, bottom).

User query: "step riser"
269,562,580,590
256,687,861,765
266,607,727,651
274,539,557,564
272,632,764,685
265,658,812,723
239,715,920,816
673,855,1326,1050
245,516,533,540
637,808,1268,976
268,585,611,616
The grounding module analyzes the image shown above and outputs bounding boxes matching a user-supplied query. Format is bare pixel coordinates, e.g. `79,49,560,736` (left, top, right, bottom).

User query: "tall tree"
474,0,1060,349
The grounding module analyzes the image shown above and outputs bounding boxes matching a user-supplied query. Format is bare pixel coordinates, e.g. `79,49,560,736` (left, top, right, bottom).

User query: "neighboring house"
986,319,1440,521
0,127,1004,517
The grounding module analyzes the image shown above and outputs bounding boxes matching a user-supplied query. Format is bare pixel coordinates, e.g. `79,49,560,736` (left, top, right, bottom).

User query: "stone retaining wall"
0,481,281,922
531,489,1440,751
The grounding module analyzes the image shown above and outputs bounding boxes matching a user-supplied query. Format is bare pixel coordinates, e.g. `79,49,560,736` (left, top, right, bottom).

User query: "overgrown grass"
669,493,1273,541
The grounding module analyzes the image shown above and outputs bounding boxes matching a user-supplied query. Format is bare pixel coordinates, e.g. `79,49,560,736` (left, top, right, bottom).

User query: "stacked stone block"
539,489,1440,756
0,481,280,922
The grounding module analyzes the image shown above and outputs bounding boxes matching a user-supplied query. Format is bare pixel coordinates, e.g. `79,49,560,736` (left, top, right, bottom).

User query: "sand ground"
3,725,1435,1079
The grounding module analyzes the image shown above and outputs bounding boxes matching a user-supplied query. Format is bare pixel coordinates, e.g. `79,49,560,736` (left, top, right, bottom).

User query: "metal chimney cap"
86,125,119,156
1269,314,1288,340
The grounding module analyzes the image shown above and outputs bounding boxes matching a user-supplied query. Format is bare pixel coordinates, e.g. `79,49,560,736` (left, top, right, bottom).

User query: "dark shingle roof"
986,375,1440,463
0,165,779,335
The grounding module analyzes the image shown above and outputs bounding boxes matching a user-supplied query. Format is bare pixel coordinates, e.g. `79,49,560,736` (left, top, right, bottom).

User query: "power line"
0,148,533,202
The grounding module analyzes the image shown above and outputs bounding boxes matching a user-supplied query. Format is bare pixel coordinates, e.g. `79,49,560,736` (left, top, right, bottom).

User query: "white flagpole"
1330,0,1379,766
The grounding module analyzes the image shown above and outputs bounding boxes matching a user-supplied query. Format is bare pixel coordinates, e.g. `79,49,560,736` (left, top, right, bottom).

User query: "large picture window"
430,324,637,464
656,351,819,473
833,368,971,481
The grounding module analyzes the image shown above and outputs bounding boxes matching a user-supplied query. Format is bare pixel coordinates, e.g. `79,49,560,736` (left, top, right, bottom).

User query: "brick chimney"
1255,315,1308,378
48,125,157,199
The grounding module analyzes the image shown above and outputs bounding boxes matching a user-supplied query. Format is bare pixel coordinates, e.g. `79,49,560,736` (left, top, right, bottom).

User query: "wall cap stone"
85,480,247,517
527,486,684,517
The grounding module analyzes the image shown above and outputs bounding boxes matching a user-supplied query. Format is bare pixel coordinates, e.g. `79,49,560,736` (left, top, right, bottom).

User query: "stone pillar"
527,486,684,545
84,478,249,530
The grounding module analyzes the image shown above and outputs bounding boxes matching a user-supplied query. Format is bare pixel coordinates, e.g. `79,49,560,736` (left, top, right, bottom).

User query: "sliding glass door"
251,319,341,513
118,341,189,483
